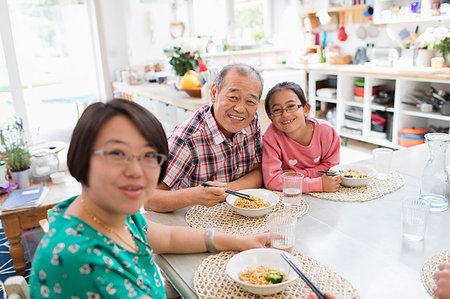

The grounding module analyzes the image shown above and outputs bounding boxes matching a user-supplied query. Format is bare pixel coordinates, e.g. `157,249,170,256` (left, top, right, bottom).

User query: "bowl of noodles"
226,189,278,217
226,248,299,296
331,164,376,187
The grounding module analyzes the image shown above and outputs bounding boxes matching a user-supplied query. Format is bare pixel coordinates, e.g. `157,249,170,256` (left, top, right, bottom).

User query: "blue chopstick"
280,252,326,299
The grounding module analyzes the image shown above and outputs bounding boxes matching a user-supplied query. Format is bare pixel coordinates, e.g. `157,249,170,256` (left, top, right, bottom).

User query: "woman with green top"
29,99,271,298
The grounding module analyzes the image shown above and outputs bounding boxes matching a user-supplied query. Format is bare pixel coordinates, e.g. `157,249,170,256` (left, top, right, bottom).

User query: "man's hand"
195,181,228,207
321,174,342,192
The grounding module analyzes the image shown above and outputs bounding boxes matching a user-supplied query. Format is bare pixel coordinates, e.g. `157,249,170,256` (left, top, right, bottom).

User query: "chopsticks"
318,170,339,176
201,182,254,202
280,252,327,299
318,170,351,178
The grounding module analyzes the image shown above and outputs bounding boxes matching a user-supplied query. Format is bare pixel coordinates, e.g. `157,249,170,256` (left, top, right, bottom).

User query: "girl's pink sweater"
262,118,340,192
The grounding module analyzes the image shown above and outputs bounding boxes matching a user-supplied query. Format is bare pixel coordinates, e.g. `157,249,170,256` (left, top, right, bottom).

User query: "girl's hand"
321,174,342,192
282,168,296,173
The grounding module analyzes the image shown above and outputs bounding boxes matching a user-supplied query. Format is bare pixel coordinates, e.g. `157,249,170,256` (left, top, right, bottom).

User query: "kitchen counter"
112,81,208,112
259,63,450,82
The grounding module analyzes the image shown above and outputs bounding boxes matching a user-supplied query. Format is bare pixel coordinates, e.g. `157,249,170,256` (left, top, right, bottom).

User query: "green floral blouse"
29,196,166,298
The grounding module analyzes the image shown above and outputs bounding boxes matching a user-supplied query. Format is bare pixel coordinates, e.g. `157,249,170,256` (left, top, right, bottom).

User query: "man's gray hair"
214,63,264,100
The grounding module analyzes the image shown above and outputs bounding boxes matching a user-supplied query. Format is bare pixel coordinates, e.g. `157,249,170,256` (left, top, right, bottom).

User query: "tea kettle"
354,47,368,64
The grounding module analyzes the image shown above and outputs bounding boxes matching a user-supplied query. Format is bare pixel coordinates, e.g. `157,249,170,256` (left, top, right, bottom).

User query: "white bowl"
50,172,66,184
226,248,299,296
226,189,279,217
331,164,376,187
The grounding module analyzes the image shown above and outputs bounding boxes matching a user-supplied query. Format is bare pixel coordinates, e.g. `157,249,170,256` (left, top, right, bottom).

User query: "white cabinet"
308,70,450,149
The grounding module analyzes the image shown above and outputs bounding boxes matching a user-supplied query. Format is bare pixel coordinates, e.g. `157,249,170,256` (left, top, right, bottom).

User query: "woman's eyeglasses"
270,104,303,116
92,150,166,167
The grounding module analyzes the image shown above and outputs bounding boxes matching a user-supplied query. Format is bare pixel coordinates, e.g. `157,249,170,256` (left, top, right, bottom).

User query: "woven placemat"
185,193,308,236
421,248,450,298
307,171,405,202
194,250,359,298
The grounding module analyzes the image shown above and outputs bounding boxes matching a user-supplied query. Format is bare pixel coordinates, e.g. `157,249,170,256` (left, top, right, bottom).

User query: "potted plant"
2,118,31,188
163,37,208,77
416,27,450,66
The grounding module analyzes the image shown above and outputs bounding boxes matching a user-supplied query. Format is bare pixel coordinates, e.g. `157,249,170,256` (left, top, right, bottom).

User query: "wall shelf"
307,4,371,26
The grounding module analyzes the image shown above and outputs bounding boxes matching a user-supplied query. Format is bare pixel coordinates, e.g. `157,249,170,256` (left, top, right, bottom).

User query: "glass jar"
419,133,450,212
31,149,58,183
0,161,8,185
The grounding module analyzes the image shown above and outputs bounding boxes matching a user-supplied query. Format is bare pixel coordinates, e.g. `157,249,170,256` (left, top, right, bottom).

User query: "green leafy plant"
168,47,200,77
164,37,207,76
416,27,450,64
435,38,450,64
2,118,31,172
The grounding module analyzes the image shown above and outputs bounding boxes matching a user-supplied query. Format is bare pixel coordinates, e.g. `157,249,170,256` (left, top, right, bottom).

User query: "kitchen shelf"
373,0,450,24
315,96,337,104
344,101,365,108
400,105,450,121
370,103,395,112
306,4,370,25
308,70,450,148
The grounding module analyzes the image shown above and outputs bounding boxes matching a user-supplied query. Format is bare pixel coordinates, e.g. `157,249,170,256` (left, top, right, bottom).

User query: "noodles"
234,195,270,209
239,265,286,285
339,169,368,178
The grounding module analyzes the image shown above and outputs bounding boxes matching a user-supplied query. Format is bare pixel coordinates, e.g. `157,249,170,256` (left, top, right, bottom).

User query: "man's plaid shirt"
163,104,262,190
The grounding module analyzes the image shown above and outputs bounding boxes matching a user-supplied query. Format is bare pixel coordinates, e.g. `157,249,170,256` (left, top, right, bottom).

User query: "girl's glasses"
92,150,166,168
270,104,303,116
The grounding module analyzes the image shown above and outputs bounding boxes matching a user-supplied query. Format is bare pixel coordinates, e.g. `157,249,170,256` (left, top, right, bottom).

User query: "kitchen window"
192,0,273,49
0,0,104,144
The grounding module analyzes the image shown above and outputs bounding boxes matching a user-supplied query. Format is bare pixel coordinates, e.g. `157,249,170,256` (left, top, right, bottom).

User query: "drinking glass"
372,148,393,179
268,212,297,253
402,196,430,241
281,172,304,209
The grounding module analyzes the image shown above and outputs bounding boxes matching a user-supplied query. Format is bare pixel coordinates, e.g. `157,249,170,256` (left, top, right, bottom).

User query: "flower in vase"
416,27,450,63
163,37,208,76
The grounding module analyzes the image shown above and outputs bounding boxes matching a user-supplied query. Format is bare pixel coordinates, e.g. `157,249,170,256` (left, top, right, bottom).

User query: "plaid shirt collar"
206,105,253,145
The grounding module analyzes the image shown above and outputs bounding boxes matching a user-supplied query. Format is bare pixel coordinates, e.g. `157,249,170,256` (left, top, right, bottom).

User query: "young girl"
262,81,342,193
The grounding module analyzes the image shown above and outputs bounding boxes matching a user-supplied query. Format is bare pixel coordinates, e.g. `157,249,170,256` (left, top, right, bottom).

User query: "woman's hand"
219,233,271,252
238,233,270,251
307,292,336,299
321,174,342,192
194,181,228,207
435,263,450,299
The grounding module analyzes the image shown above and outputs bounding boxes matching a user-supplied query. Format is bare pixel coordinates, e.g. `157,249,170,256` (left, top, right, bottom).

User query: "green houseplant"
416,27,450,64
164,37,207,76
2,118,31,188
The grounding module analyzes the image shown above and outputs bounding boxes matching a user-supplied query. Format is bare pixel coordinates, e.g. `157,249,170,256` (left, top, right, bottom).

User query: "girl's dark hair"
67,98,168,186
264,81,308,116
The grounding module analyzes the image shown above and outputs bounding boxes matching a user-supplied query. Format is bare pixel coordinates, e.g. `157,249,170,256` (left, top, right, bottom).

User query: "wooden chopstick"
201,183,254,202
280,252,327,299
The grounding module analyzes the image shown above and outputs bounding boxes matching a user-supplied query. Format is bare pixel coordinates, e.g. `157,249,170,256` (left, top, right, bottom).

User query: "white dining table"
143,144,450,299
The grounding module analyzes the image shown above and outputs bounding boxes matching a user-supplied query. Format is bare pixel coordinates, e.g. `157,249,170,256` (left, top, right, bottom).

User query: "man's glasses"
92,150,167,168
270,104,303,116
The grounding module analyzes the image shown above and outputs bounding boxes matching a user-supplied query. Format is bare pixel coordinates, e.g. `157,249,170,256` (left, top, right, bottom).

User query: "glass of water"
402,196,430,241
281,172,304,209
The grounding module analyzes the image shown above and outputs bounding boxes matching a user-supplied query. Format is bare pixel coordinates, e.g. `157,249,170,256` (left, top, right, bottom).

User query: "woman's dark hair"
67,98,168,186
214,63,264,100
264,81,308,116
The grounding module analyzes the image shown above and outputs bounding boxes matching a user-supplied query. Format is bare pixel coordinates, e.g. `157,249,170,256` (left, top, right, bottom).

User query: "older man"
145,63,263,212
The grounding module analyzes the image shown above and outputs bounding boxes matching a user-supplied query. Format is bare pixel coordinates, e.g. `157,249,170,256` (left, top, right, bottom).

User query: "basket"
327,55,352,64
